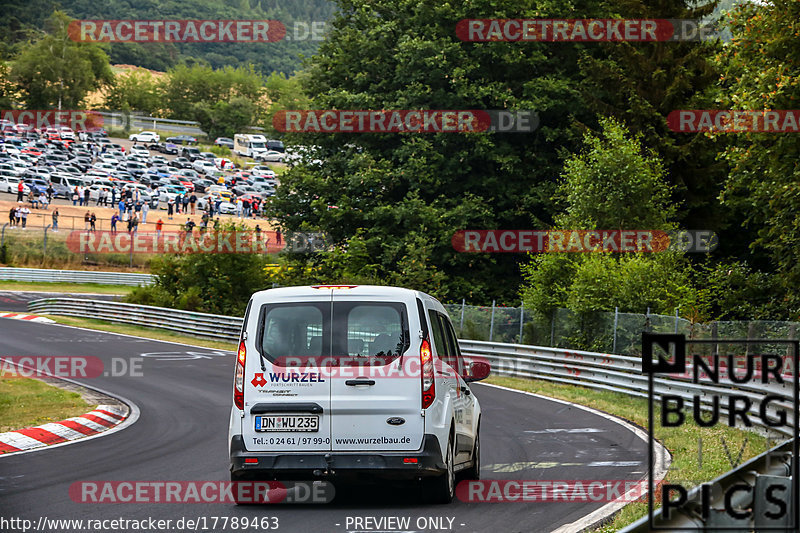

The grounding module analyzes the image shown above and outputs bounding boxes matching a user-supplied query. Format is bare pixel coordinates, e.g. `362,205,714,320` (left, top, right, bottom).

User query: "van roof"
252,284,434,302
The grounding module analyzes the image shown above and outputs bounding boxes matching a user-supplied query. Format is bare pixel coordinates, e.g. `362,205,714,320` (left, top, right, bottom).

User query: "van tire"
422,436,455,504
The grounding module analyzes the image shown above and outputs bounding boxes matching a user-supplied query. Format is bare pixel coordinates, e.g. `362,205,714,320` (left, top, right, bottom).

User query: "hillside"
0,0,335,75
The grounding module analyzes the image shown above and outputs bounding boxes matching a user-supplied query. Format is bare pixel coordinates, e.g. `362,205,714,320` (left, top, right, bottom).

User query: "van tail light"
420,339,435,409
234,340,246,410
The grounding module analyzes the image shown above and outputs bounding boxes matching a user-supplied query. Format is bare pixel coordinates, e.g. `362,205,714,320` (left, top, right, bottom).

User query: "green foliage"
103,71,161,113
716,0,800,313
11,11,114,109
1,0,335,75
269,0,611,302
576,0,729,233
160,64,265,120
522,117,692,317
192,96,260,139
124,223,270,315
556,116,676,230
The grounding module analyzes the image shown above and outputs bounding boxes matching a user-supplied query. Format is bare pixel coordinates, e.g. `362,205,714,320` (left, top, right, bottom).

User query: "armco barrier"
0,268,154,286
27,298,241,341
24,298,798,529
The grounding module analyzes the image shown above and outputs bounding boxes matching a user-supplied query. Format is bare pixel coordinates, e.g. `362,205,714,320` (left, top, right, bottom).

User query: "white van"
228,285,489,503
233,134,268,159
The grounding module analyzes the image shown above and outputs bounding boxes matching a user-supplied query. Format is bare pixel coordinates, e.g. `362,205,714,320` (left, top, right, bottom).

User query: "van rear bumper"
230,434,445,481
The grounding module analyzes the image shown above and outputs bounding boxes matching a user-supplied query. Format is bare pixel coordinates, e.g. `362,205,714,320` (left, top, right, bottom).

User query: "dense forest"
0,0,336,74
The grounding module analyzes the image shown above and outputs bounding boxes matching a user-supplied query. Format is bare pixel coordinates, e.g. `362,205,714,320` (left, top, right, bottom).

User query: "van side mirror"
463,361,490,382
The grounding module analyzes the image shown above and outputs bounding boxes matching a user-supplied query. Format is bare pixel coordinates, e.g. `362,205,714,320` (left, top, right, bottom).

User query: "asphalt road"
0,318,650,533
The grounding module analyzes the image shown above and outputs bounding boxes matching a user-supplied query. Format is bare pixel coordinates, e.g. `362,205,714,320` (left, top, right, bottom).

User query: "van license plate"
255,415,319,432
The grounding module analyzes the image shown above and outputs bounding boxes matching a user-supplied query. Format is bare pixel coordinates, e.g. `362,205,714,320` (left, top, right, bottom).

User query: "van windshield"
250,142,266,149
258,301,409,365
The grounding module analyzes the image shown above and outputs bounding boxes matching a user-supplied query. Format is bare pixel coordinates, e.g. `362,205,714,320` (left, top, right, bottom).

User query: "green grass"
0,280,136,294
485,376,774,531
43,315,237,352
0,377,91,434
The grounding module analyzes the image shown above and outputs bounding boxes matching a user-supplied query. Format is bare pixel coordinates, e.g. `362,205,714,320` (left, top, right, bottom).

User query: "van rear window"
257,302,409,364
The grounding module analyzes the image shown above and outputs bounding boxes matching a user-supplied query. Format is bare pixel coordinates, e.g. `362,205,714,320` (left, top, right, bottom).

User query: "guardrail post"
674,306,680,334
519,303,524,344
612,306,619,353
489,300,496,342
1,223,7,249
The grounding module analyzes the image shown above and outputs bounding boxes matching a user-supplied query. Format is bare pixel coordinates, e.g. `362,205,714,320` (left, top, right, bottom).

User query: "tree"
521,117,692,318
716,0,800,315
576,0,730,234
11,11,113,109
160,63,265,119
103,70,162,114
269,0,613,303
192,96,260,139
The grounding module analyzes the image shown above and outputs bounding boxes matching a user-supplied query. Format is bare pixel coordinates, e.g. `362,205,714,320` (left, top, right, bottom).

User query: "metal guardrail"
23,298,798,529
27,298,241,340
0,267,154,286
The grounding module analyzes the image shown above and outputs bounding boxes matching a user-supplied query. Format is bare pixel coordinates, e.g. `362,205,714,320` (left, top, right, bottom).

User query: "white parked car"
228,285,489,503
214,157,235,170
92,162,117,172
0,173,28,194
192,159,217,176
253,150,284,163
129,145,150,157
129,131,160,143
58,126,75,140
250,166,276,177
98,153,118,164
196,194,236,214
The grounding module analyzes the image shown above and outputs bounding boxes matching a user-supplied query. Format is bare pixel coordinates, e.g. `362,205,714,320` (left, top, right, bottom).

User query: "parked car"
214,137,234,149
192,159,217,176
167,135,197,145
168,157,193,169
181,146,202,161
129,131,160,143
228,285,489,503
129,145,150,157
197,194,236,214
0,174,28,194
254,150,285,163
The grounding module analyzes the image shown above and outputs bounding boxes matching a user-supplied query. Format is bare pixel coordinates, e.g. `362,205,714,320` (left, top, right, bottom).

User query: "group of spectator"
7,204,31,228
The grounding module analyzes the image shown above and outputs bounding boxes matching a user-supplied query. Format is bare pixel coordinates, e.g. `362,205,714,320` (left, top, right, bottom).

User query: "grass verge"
0,377,91,433
485,375,774,531
0,280,136,295
41,314,237,352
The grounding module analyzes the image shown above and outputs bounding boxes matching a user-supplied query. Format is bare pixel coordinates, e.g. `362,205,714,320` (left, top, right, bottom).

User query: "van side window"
441,315,466,376
427,310,450,366
439,314,462,375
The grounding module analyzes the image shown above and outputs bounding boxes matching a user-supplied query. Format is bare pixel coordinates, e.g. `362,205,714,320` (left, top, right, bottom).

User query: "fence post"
519,302,524,344
460,299,465,332
550,309,556,347
489,300,496,342
43,224,51,257
1,223,7,248
612,306,619,353
674,306,680,334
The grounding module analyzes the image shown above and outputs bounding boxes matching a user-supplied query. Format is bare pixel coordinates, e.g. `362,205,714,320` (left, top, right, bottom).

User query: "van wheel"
423,437,455,504
463,425,480,480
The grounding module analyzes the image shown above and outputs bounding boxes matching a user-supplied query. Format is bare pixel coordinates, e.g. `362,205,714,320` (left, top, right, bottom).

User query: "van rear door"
241,292,333,452
328,291,424,452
